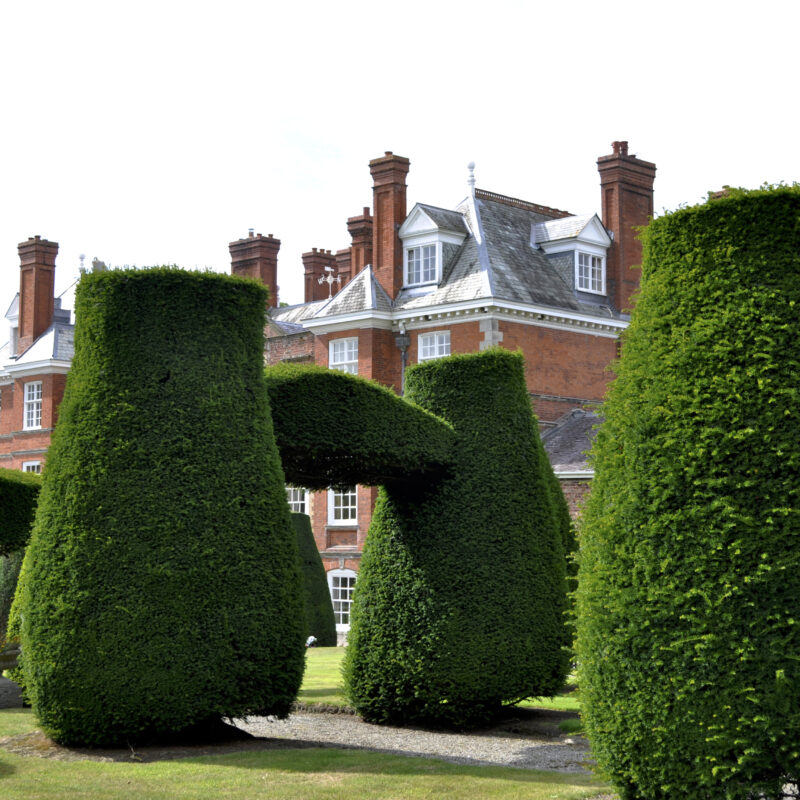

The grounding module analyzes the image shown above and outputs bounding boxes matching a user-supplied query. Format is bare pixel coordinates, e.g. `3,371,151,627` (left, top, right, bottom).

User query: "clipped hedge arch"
576,186,800,799
265,363,454,489
12,269,305,746
291,512,336,647
342,349,571,728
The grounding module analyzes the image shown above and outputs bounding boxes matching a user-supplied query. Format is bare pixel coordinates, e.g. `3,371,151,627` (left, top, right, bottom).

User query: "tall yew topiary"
12,269,305,746
343,349,571,728
291,512,336,647
576,186,800,799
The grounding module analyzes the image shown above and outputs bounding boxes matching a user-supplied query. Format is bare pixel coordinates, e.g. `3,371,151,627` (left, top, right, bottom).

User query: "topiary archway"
12,270,571,745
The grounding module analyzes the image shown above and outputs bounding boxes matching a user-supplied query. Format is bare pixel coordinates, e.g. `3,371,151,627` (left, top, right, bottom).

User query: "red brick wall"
499,321,616,406
559,478,591,519
0,372,67,469
264,331,315,365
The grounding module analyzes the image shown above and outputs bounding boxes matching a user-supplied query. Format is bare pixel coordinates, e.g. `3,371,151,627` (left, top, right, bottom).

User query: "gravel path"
236,707,594,774
1,672,594,775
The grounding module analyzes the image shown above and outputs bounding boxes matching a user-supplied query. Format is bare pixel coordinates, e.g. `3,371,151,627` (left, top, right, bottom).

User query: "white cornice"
393,299,627,338
2,359,71,379
555,470,594,480
280,297,627,339
302,311,394,334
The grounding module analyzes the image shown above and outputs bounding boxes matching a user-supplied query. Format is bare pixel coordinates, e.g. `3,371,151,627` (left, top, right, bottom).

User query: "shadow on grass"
184,747,601,788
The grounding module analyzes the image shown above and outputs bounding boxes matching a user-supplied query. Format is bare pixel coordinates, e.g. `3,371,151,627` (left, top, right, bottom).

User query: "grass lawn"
0,709,610,799
299,647,582,713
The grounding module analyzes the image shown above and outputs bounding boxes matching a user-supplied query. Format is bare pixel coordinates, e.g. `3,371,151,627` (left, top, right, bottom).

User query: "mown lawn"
0,708,609,800
299,647,582,713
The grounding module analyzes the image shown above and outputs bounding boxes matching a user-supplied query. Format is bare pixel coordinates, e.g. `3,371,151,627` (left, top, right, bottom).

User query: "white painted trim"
327,487,358,526
555,470,594,480
393,300,628,337
575,251,607,296
303,311,394,333
3,360,71,379
327,568,357,632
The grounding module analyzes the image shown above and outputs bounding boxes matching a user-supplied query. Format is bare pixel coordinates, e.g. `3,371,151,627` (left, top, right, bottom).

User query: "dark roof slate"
541,409,601,473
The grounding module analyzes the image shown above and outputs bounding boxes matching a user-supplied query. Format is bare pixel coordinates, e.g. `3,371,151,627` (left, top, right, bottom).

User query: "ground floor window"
285,485,308,514
327,568,357,630
21,461,42,473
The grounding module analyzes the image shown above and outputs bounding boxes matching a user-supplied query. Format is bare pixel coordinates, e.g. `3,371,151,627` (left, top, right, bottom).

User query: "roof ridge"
475,188,572,219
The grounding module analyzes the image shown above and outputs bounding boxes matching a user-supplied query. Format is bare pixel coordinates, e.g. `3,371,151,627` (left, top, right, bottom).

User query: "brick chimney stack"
597,141,656,312
369,152,410,299
229,231,280,307
17,236,58,354
302,248,338,302
347,207,373,277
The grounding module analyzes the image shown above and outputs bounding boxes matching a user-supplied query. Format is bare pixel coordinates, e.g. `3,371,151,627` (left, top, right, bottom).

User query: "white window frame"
23,381,43,430
404,243,438,287
576,251,606,295
418,330,451,362
327,568,357,631
328,486,357,525
329,337,358,375
22,460,42,473
285,486,308,515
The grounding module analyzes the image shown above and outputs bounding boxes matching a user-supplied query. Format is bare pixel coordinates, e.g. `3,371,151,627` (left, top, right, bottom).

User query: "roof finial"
467,161,476,195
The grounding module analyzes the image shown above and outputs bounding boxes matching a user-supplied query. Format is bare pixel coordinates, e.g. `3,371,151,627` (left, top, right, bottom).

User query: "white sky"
0,0,796,316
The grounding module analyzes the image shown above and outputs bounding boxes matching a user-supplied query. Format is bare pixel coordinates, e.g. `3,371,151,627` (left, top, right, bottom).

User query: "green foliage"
265,363,454,490
575,186,800,799
12,268,305,746
291,512,336,647
0,549,24,648
0,468,41,556
344,349,571,728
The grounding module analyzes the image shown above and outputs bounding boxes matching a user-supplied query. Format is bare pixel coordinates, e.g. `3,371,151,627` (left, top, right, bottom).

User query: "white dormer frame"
532,214,612,297
399,205,467,289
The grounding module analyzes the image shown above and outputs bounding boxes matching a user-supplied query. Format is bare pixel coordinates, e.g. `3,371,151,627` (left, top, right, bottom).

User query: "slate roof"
532,214,596,244
310,265,393,319
541,409,601,473
9,323,74,364
271,299,327,329
394,191,620,318
415,204,470,234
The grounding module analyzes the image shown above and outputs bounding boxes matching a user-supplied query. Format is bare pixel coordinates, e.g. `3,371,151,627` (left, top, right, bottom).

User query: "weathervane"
318,265,341,298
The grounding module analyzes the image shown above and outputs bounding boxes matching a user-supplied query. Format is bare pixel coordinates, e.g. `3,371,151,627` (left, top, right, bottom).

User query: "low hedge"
343,349,571,728
0,468,42,556
576,186,800,799
265,363,454,489
291,512,336,647
12,268,305,746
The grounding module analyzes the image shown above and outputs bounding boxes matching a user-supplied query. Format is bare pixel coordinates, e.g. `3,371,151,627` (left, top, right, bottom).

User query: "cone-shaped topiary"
291,512,336,647
343,349,571,728
11,268,305,746
576,186,800,800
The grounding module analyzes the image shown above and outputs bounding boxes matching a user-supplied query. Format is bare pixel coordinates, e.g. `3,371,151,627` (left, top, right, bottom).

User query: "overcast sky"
1,0,796,318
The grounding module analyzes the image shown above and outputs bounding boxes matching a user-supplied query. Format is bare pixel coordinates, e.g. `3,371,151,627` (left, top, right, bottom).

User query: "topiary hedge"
11,268,305,746
265,363,454,489
343,349,571,728
0,467,42,557
0,549,24,649
575,186,800,799
291,512,336,647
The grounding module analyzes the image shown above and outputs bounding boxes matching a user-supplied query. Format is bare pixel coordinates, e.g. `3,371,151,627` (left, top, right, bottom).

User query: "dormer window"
399,203,468,290
577,252,605,294
406,244,438,286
